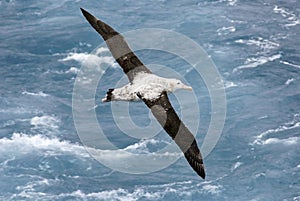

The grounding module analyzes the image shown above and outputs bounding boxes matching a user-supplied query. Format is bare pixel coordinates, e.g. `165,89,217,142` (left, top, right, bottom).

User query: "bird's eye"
177,82,181,85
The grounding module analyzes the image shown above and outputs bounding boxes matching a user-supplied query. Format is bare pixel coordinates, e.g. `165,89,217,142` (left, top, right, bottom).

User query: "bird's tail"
102,89,114,102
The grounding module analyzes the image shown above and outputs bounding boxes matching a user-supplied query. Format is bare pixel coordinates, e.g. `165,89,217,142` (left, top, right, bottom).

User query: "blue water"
1,0,300,200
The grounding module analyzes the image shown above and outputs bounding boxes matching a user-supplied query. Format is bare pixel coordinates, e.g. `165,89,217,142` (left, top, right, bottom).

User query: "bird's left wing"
138,92,205,179
80,8,151,82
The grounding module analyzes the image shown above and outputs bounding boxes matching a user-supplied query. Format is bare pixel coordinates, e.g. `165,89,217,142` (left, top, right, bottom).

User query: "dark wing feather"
138,92,205,179
81,8,205,179
80,8,151,82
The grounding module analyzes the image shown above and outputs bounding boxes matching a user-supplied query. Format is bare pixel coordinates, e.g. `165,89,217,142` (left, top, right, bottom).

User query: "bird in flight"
80,8,205,179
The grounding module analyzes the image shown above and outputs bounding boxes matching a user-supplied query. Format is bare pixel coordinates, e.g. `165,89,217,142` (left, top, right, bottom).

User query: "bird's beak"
182,84,193,91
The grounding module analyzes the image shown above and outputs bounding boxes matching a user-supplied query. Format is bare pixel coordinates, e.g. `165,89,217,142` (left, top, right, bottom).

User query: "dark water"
1,0,300,200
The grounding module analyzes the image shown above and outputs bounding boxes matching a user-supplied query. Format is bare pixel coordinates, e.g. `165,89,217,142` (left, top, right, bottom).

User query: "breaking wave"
273,5,300,27
0,133,89,158
233,54,281,72
7,179,223,201
58,47,118,73
22,91,49,97
251,114,300,146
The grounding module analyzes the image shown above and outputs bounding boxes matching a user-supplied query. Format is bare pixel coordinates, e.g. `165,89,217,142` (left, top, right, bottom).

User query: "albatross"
80,8,205,179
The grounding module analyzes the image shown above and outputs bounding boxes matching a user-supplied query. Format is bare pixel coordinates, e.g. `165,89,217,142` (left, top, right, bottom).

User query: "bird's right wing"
80,8,152,82
138,92,205,179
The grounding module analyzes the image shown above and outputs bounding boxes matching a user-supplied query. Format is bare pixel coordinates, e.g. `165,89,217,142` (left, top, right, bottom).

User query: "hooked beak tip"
184,85,193,91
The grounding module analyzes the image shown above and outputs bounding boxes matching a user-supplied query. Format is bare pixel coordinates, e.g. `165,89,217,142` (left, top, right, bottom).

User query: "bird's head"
169,79,193,91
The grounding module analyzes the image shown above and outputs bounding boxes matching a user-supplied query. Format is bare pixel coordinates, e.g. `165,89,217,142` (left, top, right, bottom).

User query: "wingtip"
80,7,85,15
193,161,206,179
198,164,206,179
184,148,206,179
188,160,206,180
80,7,92,19
80,7,86,13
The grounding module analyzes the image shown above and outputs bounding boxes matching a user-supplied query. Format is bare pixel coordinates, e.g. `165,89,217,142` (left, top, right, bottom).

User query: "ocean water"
1,0,300,200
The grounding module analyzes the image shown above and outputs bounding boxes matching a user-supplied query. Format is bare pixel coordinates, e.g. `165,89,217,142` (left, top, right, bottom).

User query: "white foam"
293,196,300,201
0,107,40,115
70,188,161,201
15,178,50,196
216,0,237,6
273,5,300,27
9,178,221,200
280,60,300,69
60,52,114,67
16,187,162,201
79,42,92,47
95,47,110,55
30,115,60,130
59,47,118,73
254,122,300,144
285,78,295,85
217,26,236,36
224,81,238,89
252,114,300,145
235,37,279,51
233,54,281,72
202,184,223,195
258,115,268,120
14,187,161,201
124,138,161,154
0,133,89,158
227,0,237,6
64,180,212,200
65,67,80,74
22,91,49,97
262,137,299,145
231,161,243,172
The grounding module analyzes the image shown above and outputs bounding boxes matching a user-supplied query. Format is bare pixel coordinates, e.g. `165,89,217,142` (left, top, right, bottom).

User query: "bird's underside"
80,8,205,179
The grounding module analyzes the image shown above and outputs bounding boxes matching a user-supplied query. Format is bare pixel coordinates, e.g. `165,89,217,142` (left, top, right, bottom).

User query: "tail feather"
102,88,114,102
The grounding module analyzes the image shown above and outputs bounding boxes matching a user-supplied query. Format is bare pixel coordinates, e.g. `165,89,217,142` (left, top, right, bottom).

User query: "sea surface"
1,0,300,200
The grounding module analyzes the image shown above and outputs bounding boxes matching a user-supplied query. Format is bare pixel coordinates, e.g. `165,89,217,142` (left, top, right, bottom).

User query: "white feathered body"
102,73,192,102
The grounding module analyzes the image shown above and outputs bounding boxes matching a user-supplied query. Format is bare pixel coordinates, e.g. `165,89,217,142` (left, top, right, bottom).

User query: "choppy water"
1,0,300,200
